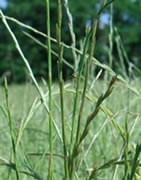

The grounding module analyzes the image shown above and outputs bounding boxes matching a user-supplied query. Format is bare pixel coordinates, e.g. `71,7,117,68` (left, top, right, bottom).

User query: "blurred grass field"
0,78,140,179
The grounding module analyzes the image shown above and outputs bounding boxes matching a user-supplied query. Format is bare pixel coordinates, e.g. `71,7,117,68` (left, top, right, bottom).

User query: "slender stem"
4,78,19,180
58,45,69,178
109,2,113,69
46,0,53,179
69,27,93,179
64,0,77,72
69,22,96,179
70,32,91,153
57,0,68,178
123,115,130,179
76,20,97,145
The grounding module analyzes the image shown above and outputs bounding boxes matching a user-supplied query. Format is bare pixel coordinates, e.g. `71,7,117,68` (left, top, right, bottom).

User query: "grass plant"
0,0,141,179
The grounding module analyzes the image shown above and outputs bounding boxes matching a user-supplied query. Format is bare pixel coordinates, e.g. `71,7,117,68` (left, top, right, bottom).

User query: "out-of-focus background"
0,0,141,83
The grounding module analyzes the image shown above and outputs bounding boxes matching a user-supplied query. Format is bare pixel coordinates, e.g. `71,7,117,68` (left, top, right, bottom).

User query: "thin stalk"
4,78,19,180
124,59,131,180
46,0,53,179
108,2,113,69
76,20,97,145
23,31,73,70
16,98,38,151
129,144,141,180
58,44,69,179
115,27,127,78
69,29,92,179
69,23,98,178
70,29,92,153
114,25,132,179
57,0,68,178
63,0,77,72
123,115,130,180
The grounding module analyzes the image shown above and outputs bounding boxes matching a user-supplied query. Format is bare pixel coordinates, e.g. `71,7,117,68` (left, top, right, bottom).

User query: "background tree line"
0,0,141,83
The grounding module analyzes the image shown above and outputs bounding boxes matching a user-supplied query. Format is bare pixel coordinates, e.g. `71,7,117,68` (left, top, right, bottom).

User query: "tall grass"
0,0,141,179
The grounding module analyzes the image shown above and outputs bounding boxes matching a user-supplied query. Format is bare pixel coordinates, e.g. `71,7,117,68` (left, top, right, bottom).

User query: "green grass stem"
108,2,113,69
46,0,53,178
57,0,68,178
64,0,77,72
4,78,19,180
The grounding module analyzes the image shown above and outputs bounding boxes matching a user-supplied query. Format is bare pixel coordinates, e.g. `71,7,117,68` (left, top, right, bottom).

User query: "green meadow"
0,78,141,179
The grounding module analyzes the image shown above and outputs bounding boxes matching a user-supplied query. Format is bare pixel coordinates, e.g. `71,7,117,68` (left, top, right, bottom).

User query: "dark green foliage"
0,0,141,83
113,0,141,68
0,0,47,83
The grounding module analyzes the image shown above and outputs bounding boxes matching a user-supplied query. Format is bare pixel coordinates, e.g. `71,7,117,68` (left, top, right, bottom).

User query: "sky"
0,0,7,9
100,13,110,25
